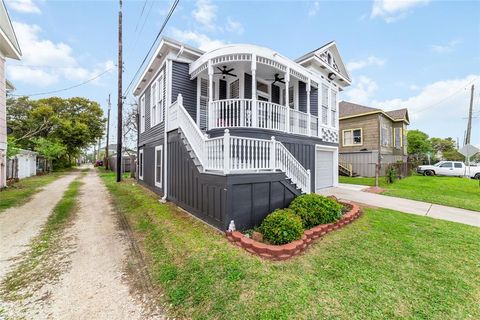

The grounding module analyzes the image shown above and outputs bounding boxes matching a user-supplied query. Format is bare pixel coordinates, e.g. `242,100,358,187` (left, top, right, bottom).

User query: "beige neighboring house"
338,101,409,177
0,0,21,188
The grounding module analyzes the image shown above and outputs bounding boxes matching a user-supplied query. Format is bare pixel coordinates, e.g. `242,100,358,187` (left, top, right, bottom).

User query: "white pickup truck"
416,161,480,179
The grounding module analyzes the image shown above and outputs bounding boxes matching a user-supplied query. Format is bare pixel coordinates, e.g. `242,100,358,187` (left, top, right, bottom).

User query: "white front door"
315,150,334,191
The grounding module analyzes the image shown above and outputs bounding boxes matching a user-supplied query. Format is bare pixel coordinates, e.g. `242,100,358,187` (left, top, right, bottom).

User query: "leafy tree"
6,136,19,159
407,130,432,160
33,137,67,161
7,96,105,166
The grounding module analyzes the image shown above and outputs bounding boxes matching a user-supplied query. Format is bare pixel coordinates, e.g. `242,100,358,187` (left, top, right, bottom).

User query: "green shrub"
259,209,304,245
386,166,398,184
289,194,342,228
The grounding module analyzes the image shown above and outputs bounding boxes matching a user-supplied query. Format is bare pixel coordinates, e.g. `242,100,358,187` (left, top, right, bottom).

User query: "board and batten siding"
167,130,301,230
171,61,197,120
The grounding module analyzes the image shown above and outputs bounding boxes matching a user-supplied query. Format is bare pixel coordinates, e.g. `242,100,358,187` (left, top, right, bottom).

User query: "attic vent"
148,68,153,73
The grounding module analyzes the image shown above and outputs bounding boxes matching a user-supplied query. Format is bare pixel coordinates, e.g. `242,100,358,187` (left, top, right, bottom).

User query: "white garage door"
315,150,334,191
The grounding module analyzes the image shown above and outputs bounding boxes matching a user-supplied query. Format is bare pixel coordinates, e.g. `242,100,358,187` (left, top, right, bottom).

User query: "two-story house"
0,0,22,188
133,38,351,230
338,101,409,177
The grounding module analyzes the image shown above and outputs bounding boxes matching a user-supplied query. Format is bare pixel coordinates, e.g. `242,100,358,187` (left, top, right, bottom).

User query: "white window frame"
138,149,144,180
394,127,402,149
342,128,363,146
154,145,163,188
140,95,145,133
150,81,157,127
330,89,337,128
158,71,164,123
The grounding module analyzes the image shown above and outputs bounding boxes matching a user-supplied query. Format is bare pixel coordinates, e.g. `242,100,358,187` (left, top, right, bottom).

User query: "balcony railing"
208,99,328,139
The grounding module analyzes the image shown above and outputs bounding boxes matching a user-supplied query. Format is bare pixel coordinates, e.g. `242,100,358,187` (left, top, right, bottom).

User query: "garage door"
315,150,334,191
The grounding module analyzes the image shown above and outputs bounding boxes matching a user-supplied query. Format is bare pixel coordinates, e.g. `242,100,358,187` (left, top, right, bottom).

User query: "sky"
4,0,480,148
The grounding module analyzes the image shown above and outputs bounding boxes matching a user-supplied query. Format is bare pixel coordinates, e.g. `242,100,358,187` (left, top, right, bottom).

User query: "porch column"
307,78,311,136
285,68,290,133
251,54,257,128
208,60,213,130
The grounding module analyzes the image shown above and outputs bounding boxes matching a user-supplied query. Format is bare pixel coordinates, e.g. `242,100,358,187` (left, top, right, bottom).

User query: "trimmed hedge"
289,194,343,229
259,209,304,245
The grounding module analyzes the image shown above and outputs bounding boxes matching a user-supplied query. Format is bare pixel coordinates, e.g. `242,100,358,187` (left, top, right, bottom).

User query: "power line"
134,0,148,33
11,66,115,97
123,0,180,97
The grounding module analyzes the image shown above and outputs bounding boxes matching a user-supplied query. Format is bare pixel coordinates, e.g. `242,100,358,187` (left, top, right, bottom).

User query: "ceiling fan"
266,73,285,85
214,66,237,79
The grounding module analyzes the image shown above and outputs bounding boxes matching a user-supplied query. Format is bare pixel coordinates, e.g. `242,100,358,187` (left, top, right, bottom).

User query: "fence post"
307,169,311,194
224,129,230,174
270,136,276,171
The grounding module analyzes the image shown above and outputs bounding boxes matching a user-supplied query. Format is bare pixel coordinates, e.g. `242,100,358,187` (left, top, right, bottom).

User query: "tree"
6,136,19,159
7,96,105,166
430,137,464,161
33,137,67,161
407,130,432,160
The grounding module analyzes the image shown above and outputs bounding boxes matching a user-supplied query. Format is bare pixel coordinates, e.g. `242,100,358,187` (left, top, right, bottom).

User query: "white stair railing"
169,95,311,193
275,142,311,193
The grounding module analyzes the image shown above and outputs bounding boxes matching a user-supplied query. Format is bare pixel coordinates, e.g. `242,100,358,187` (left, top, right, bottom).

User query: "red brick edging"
226,202,361,261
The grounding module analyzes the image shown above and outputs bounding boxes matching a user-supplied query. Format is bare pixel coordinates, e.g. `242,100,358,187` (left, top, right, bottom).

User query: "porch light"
328,72,336,81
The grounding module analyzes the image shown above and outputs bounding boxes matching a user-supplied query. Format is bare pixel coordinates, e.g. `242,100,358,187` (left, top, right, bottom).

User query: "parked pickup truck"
416,161,480,179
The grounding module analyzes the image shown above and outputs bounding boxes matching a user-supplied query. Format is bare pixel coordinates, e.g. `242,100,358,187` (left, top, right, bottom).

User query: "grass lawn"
100,171,480,320
340,175,480,212
0,173,66,213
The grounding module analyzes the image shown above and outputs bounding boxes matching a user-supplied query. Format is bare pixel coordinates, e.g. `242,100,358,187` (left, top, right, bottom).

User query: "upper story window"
140,95,145,133
330,89,337,128
394,127,402,149
343,128,362,146
381,123,390,147
288,86,294,108
150,72,164,127
257,81,269,101
321,85,328,125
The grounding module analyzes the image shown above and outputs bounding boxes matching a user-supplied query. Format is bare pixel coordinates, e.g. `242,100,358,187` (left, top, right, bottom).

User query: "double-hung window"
321,85,328,125
151,72,164,127
158,72,164,123
343,128,362,146
394,127,402,149
330,89,337,128
140,95,145,133
381,124,390,147
154,145,163,188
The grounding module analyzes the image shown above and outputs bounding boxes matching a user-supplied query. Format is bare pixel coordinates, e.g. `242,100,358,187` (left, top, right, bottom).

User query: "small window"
454,163,462,168
381,124,390,147
394,127,402,149
343,129,362,146
139,149,144,180
154,146,163,188
440,162,452,168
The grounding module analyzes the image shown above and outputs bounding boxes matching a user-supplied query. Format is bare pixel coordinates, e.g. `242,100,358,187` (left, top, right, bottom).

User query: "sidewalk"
319,184,480,227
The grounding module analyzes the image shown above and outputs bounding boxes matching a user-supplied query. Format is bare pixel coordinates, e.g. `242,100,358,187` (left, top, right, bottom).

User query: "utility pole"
116,0,123,182
465,84,474,145
105,94,111,170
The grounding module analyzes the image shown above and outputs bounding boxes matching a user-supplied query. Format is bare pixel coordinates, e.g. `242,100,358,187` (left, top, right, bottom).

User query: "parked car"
416,161,480,179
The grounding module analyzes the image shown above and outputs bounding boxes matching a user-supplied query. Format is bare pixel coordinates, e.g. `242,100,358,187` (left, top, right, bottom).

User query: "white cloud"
226,17,244,35
171,28,225,52
347,56,386,72
374,75,480,142
192,0,217,29
343,76,379,105
308,1,320,17
5,0,41,14
371,0,430,22
7,21,113,87
430,39,461,54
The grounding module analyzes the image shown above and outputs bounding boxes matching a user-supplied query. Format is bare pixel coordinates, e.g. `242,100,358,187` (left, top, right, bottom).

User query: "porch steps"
179,129,204,172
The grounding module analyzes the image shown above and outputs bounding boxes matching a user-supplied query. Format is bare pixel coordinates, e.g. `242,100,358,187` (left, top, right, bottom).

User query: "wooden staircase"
338,159,357,177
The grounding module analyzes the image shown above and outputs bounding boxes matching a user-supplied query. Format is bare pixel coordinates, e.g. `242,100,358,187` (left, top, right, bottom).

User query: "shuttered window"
321,85,328,125
330,89,337,127
229,79,239,99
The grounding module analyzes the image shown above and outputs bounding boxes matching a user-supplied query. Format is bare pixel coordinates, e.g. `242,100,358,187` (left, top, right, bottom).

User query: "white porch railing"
209,99,317,138
169,95,311,193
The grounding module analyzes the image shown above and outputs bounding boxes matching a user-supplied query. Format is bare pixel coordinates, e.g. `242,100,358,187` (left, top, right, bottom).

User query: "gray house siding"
171,61,197,120
167,130,301,230
138,139,164,195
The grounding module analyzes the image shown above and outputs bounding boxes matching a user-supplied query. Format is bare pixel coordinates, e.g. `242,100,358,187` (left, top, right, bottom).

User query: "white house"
0,0,22,188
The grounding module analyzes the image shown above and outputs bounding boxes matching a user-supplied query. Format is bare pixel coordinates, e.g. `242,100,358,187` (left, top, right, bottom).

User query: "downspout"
161,59,171,202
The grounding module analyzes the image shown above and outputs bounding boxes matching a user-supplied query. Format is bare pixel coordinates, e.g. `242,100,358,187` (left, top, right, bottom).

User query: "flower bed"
226,202,361,261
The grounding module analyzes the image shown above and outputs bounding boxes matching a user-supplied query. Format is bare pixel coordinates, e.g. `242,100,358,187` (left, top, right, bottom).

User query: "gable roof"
339,101,410,124
295,41,351,84
0,0,21,59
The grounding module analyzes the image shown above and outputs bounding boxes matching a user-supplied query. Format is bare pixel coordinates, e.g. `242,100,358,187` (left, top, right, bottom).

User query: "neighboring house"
6,149,37,180
0,0,21,188
133,37,351,230
338,101,409,177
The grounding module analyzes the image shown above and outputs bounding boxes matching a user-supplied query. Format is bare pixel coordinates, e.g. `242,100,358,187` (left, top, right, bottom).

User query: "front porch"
189,45,339,144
